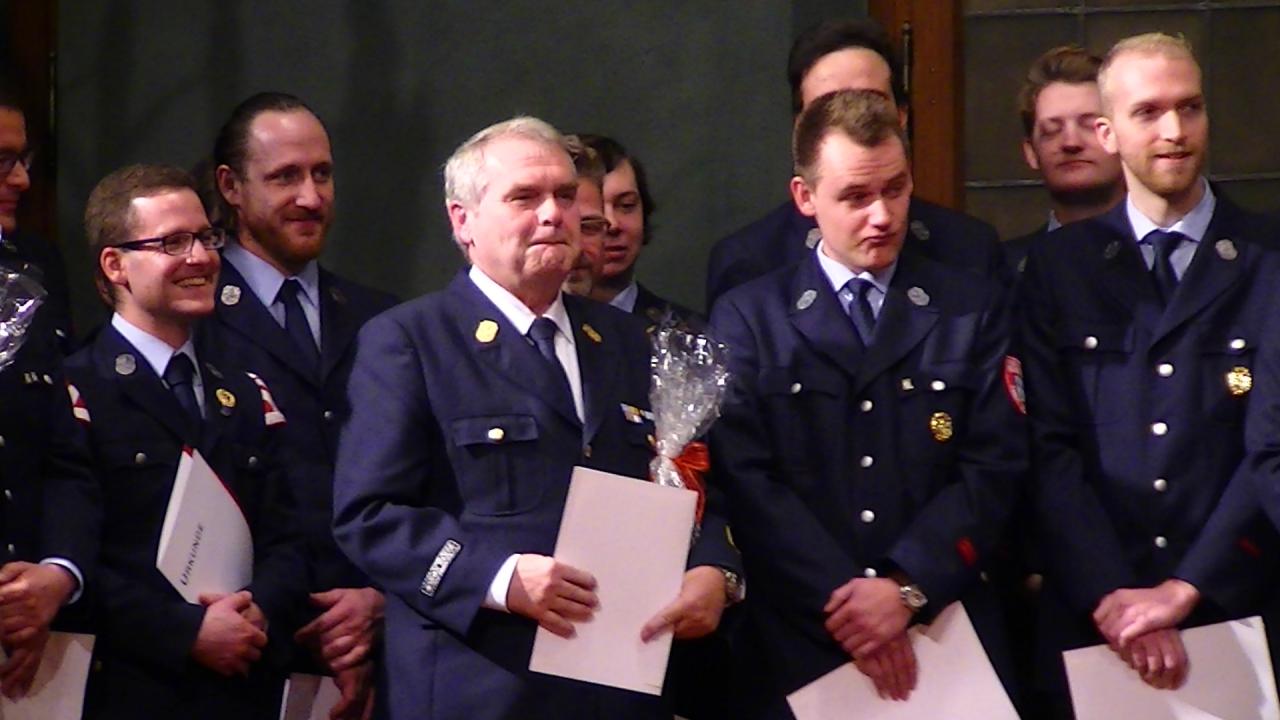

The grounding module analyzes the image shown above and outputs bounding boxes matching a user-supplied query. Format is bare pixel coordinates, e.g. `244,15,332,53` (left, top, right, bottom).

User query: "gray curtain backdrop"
55,0,865,332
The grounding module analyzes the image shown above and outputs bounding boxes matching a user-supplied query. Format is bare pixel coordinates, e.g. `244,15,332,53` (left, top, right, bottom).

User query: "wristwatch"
721,569,745,605
899,583,927,613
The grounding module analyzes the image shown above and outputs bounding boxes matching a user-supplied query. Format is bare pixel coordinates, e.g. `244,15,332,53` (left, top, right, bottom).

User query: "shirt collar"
468,266,574,343
814,241,897,296
223,241,321,307
1046,211,1062,233
608,281,639,313
1126,177,1215,245
110,313,199,380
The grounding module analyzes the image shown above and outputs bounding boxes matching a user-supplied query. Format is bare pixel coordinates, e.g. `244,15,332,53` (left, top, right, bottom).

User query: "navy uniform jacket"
333,272,739,720
633,282,705,334
706,198,1005,310
0,300,98,598
68,325,307,720
200,260,397,591
1002,225,1047,279
1020,198,1280,662
709,248,1025,717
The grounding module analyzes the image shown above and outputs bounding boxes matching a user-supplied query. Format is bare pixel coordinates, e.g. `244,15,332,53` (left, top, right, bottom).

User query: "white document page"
156,447,253,604
787,602,1019,720
1065,616,1279,720
0,632,94,720
278,673,342,720
529,466,697,696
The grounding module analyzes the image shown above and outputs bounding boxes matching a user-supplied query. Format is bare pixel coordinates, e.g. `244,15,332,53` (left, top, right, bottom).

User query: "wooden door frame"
869,0,963,210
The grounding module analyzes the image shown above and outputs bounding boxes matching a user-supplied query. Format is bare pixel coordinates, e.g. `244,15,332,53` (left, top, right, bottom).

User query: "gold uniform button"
1154,536,1168,549
1083,336,1099,350
790,382,803,394
860,509,876,523
859,455,874,468
863,567,878,578
1153,478,1168,492
1151,422,1168,436
860,400,873,413
134,452,148,464
487,427,505,442
1157,363,1174,377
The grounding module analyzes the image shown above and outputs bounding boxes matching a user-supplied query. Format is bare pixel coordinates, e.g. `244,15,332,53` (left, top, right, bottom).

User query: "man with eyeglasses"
66,163,308,719
562,135,610,298
0,88,73,350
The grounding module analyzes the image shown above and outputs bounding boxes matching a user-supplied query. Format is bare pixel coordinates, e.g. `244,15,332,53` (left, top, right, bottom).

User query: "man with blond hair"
333,117,739,719
1020,32,1280,717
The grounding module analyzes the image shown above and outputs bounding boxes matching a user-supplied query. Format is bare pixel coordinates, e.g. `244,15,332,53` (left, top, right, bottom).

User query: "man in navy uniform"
67,164,307,718
1003,46,1125,275
709,89,1024,718
333,117,741,720
706,18,1004,310
201,92,396,716
1020,33,1280,715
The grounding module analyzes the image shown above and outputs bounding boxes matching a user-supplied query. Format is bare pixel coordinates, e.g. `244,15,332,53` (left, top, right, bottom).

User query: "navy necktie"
1146,230,1183,305
278,279,320,371
164,353,202,438
841,278,877,347
528,317,573,398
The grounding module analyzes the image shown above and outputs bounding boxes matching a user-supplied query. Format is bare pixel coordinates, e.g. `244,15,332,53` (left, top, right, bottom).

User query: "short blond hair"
1098,33,1197,113
443,116,569,208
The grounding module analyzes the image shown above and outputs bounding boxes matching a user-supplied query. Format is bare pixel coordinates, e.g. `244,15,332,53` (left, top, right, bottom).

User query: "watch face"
901,585,927,609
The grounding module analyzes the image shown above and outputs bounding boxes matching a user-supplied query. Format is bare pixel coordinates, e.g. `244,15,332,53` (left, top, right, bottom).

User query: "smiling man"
67,164,307,718
333,116,739,720
709,89,1023,718
1004,46,1125,273
1019,33,1280,717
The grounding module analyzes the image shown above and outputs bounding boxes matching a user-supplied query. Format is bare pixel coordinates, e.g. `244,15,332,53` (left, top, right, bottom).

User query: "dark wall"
56,0,865,333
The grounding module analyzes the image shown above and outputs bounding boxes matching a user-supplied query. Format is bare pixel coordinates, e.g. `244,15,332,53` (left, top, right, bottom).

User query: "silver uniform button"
860,399,874,412
1157,363,1174,377
1084,336,1099,350
860,509,876,523
0,435,6,448
135,452,148,464
1154,536,1168,549
863,567,878,578
1230,338,1247,351
790,382,803,395
930,379,946,391
1153,478,1168,492
859,455,874,468
1151,422,1168,436
5,544,13,555
323,410,335,421
3,489,11,501
247,456,259,468
487,427,505,442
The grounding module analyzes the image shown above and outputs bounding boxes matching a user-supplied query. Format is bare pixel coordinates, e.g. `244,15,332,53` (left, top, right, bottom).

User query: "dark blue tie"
1146,230,1183,305
278,279,320,371
529,317,573,398
164,353,202,438
841,278,877,348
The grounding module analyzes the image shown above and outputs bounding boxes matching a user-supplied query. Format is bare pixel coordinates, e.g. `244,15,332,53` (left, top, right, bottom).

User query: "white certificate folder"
787,602,1019,720
0,632,95,720
156,446,253,604
1065,616,1279,720
529,466,697,696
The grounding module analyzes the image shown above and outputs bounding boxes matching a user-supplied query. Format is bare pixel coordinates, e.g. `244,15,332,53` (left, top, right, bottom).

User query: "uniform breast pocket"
1199,330,1255,425
450,414,544,516
1054,321,1133,424
758,365,845,470
899,365,975,471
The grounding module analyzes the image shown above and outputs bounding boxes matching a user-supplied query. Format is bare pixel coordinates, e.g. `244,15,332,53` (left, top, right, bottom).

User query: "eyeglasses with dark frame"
580,218,610,237
114,228,228,256
0,150,34,179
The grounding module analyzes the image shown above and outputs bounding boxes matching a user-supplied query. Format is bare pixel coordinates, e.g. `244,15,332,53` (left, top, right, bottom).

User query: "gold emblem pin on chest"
475,320,499,343
929,411,953,442
1226,366,1252,396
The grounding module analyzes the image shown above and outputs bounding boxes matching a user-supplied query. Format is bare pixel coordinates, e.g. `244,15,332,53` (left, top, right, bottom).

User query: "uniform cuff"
482,554,521,612
39,558,84,605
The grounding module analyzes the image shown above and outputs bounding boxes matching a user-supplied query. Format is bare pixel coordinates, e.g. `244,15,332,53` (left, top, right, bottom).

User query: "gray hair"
443,116,570,208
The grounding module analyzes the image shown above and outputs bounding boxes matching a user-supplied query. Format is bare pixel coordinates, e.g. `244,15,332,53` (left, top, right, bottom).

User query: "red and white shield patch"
1003,356,1027,415
66,381,91,424
246,372,287,427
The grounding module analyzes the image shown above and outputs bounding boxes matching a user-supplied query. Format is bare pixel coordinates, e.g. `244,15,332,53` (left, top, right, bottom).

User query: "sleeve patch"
245,372,287,427
1003,356,1027,415
421,539,462,597
66,381,91,424
955,536,979,568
